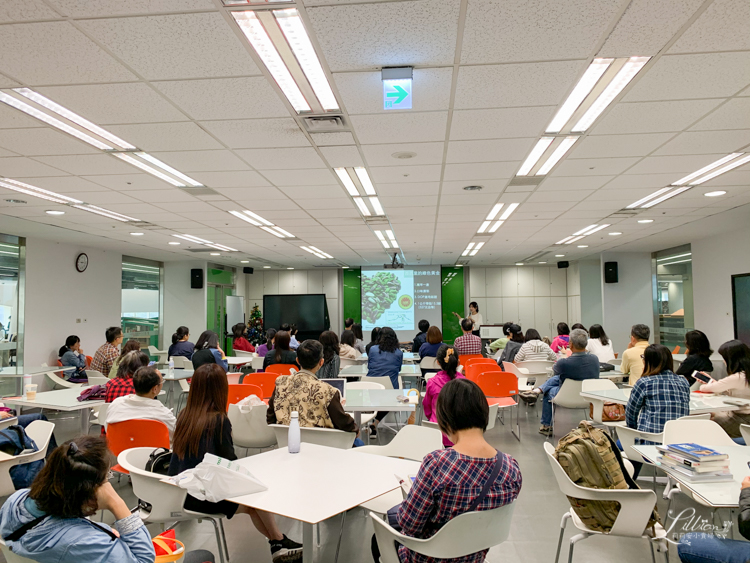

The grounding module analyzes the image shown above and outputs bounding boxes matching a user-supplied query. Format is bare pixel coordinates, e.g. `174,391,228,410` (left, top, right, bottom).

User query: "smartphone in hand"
692,370,711,384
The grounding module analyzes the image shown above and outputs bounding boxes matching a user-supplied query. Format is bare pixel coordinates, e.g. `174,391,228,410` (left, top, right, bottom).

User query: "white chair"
0,420,55,496
363,375,402,390
87,374,109,386
339,357,360,368
148,346,169,365
544,442,666,563
371,502,515,563
118,447,229,563
171,356,190,369
270,424,356,449
176,378,190,412
419,356,440,371
740,423,750,445
233,350,255,358
0,539,36,563
346,381,385,427
44,371,82,390
503,362,549,392
515,360,555,374
228,403,276,456
89,403,109,433
581,379,625,432
551,379,590,439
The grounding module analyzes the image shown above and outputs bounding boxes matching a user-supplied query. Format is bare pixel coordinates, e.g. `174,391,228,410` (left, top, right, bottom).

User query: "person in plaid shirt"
105,350,149,403
372,379,521,563
91,326,124,375
623,343,690,478
452,319,483,358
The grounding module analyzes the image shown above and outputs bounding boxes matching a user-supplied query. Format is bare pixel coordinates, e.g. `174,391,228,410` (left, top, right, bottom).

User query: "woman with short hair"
418,326,444,359
339,330,361,359
675,329,714,386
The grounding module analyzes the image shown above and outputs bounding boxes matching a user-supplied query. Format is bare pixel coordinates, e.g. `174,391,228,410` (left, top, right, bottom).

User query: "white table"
580,388,744,416
359,352,420,363
0,366,67,395
339,364,420,380
545,366,625,382
5,387,103,433
344,388,415,427
633,444,748,508
252,356,264,370
230,444,421,563
226,356,253,367
162,369,193,410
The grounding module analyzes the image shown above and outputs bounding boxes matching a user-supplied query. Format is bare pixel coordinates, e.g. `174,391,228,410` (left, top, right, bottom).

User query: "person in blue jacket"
367,327,403,436
0,435,154,563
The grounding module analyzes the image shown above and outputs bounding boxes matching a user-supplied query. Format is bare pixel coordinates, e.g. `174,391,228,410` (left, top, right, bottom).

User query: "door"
208,284,235,353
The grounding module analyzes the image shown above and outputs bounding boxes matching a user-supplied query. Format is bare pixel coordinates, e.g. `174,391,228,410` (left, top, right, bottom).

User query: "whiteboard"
226,295,245,329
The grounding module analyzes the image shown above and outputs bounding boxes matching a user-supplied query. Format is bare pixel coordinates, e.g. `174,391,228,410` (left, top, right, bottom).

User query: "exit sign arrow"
386,84,409,105
382,77,412,110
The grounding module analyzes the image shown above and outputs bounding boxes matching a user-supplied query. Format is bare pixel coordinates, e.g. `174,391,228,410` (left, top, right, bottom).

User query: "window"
654,244,693,350
121,258,163,353
0,235,22,371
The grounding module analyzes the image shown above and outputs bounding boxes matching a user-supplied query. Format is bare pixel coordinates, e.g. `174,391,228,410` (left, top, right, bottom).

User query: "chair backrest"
228,403,276,450
424,372,439,384
616,426,664,463
419,356,440,371
107,419,170,457
339,357,360,368
178,378,190,392
0,539,37,563
56,359,63,367
662,418,736,447
171,356,189,368
515,361,555,374
243,372,279,399
459,354,484,363
44,371,82,389
233,350,255,357
87,375,109,386
370,503,515,561
476,371,518,398
347,381,385,391
486,403,499,431
465,361,500,380
228,383,262,409
421,419,439,431
742,424,750,445
266,364,298,376
270,424,356,449
96,403,109,423
16,420,55,464
672,345,680,354
581,379,618,393
552,379,589,409
85,355,93,367
501,362,523,377
365,375,401,390
353,425,442,460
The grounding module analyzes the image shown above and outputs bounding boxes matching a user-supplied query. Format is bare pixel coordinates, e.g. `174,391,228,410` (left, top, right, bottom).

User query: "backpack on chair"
554,421,660,534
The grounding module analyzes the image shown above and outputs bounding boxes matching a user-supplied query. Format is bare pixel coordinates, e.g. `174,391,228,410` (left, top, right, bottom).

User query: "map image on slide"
362,270,415,330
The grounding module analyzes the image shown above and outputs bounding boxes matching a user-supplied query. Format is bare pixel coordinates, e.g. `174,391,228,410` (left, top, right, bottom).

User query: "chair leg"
208,518,226,563
554,513,571,563
316,522,320,548
218,518,229,561
333,510,347,563
567,533,589,563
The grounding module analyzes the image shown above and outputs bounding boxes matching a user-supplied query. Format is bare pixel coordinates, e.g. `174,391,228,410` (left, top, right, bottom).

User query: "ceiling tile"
653,130,750,156
0,128,100,156
262,169,335,186
441,179,509,194
310,132,355,146
293,198,355,210
552,157,640,176
201,119,310,149
33,154,136,175
375,182,439,197
598,173,677,190
535,175,615,191
108,122,222,151
574,133,674,158
350,112,448,144
213,187,286,201
0,157,72,177
443,162,517,181
149,150,251,172
0,0,59,22
279,185,344,199
79,12,260,80
8,175,106,194
318,145,364,168
127,189,197,204
591,99,723,134
190,170,269,188
0,102,46,129
369,164,442,183
690,98,750,131
461,0,622,64
625,153,727,175
236,147,325,170
82,173,175,191
445,138,536,163
308,0,460,71
450,107,554,140
668,0,750,54
362,143,444,167
49,0,214,17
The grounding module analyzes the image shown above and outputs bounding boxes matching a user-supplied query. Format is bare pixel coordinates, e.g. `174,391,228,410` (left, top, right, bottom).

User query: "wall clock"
76,253,88,273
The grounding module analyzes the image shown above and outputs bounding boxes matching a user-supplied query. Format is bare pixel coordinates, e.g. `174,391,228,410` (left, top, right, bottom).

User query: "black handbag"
146,447,172,476
599,362,615,372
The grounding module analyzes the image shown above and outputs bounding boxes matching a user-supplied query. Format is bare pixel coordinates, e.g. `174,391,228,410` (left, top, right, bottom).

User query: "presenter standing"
453,302,483,336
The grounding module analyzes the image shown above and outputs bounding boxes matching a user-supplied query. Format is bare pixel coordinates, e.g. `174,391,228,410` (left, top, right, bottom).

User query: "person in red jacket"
231,323,255,353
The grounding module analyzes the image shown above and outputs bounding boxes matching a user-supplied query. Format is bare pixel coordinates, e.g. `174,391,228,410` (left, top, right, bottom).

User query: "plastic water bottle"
168,357,174,378
288,411,301,454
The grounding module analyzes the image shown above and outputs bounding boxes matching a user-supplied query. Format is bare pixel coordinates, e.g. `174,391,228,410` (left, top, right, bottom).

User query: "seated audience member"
191,330,228,372
542,336,552,345
231,323,255,353
90,326,123,375
105,366,176,441
520,329,599,436
339,330,361,359
498,324,524,365
105,351,149,403
411,320,430,354
262,331,299,371
267,340,362,446
423,345,465,447
550,323,570,354
316,331,340,379
488,322,513,353
698,340,750,438
167,326,194,359
675,329,714,386
169,365,302,562
352,323,366,354
453,318,483,358
58,335,87,381
678,475,750,562
514,329,556,363
109,339,141,379
280,324,300,350
372,378,522,563
0,436,154,563
368,327,404,436
366,327,381,355
623,344,690,477
620,324,651,385
0,410,58,454
419,326,444,359
586,324,615,363
344,318,355,332
257,328,276,358
571,323,587,333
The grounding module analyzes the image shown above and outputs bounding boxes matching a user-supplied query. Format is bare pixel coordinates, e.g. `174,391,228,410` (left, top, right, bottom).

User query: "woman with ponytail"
167,326,194,359
422,344,466,446
58,335,87,381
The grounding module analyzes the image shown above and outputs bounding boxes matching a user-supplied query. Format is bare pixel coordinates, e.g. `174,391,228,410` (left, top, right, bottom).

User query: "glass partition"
207,266,235,353
654,244,693,350
0,235,22,370
121,259,162,353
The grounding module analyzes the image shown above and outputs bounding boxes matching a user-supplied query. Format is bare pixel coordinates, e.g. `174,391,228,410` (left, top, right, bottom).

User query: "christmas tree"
247,303,264,346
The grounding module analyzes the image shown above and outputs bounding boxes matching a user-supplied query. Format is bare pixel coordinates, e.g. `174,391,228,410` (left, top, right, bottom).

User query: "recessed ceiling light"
515,263,524,266
45,210,65,215
169,241,180,245
263,266,271,269
210,252,220,256
240,260,249,263
609,232,622,236
392,151,416,160
555,254,565,257
130,232,144,236
287,267,294,270
577,245,588,248
538,261,546,264
704,191,727,197
463,185,483,191
638,219,653,223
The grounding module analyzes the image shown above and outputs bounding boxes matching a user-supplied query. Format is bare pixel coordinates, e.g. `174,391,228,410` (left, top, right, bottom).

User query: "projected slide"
361,268,442,337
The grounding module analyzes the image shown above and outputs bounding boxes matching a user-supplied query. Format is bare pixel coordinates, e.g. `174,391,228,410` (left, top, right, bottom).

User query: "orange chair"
266,364,298,376
463,358,494,368
243,372,281,399
672,346,680,354
107,420,170,475
465,361,501,382
56,360,63,367
86,355,93,367
476,371,520,441
459,354,484,363
228,383,263,410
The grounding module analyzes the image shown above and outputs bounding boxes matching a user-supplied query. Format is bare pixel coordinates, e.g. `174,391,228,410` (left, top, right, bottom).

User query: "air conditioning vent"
363,216,390,227
609,209,640,218
508,177,542,186
304,116,347,132
128,221,160,229
180,187,220,197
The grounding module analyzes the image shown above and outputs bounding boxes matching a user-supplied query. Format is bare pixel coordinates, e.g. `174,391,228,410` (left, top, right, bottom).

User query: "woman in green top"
109,340,142,378
488,322,514,353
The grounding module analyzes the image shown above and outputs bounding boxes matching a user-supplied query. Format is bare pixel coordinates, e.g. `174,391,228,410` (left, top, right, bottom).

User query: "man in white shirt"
105,365,176,441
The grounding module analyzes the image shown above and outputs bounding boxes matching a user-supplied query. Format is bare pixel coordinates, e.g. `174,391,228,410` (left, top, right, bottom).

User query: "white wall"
163,261,207,346
580,259,603,328
566,263,581,326
246,269,341,334
24,238,122,368
692,224,750,345
600,252,654,355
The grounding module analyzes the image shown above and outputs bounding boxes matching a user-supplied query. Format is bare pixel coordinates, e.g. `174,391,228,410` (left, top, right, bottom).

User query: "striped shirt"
626,370,690,434
514,340,556,363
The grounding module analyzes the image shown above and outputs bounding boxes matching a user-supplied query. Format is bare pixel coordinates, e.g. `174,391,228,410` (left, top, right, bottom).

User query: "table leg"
303,521,314,563
80,407,91,435
167,380,176,411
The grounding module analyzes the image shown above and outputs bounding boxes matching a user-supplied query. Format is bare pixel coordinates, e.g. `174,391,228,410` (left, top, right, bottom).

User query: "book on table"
656,446,730,471
665,443,729,462
655,458,734,483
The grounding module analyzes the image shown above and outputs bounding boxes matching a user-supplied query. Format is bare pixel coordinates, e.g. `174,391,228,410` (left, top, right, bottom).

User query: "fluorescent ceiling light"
73,205,137,222
353,197,371,216
640,187,691,208
210,252,221,256
583,224,610,235
572,57,650,132
111,153,184,187
556,236,575,245
0,179,82,204
273,226,295,238
287,267,294,270
486,203,504,221
469,249,479,256
374,231,386,241
555,254,565,257
264,266,271,268
335,168,359,197
130,232,144,236
0,91,112,150
369,196,385,216
626,187,672,209
241,261,250,263
690,154,750,185
657,253,691,262
488,220,504,233
354,168,376,196
672,154,742,186
229,210,261,226
309,246,333,259
385,230,398,248
565,235,585,244
638,219,653,223
573,224,599,236
518,137,554,176
577,245,588,248
14,88,135,150
169,242,180,245
173,234,212,244
474,242,485,250
477,221,491,233
609,232,622,236
704,191,726,197
515,263,524,266
659,258,692,266
498,203,520,221
207,243,239,252
261,226,285,238
536,137,578,176
45,210,65,215
134,153,203,187
243,210,274,226
274,9,339,111
539,262,546,264
546,59,612,133
232,11,311,113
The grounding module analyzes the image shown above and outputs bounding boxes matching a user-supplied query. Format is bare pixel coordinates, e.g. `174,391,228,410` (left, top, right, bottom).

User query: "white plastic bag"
165,454,267,502
235,394,265,414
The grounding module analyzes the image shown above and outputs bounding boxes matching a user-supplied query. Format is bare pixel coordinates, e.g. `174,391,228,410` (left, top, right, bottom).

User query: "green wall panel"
343,268,361,324
441,267,464,345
